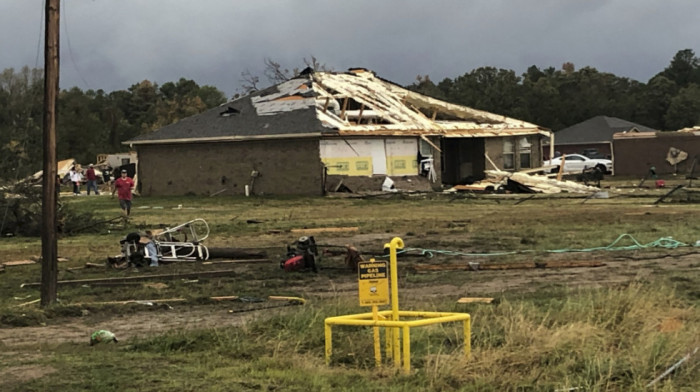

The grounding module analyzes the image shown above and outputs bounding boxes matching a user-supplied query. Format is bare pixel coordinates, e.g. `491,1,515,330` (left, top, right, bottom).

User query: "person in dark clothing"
85,164,100,195
102,165,113,193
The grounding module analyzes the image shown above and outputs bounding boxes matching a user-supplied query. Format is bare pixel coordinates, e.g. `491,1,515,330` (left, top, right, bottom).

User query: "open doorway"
441,138,486,185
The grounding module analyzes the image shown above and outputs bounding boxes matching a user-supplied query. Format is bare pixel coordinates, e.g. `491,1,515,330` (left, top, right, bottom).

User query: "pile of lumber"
485,170,600,194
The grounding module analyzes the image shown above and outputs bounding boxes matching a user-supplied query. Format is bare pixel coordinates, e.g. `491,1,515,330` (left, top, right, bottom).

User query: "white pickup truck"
545,153,612,174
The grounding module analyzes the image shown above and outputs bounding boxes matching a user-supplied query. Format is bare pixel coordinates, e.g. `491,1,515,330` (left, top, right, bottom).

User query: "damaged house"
125,68,550,196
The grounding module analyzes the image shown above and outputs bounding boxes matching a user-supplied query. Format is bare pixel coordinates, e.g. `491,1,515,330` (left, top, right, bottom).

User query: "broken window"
419,139,432,157
503,139,514,170
519,137,532,169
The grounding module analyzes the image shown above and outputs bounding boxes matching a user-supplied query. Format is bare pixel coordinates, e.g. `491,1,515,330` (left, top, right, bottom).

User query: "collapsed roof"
127,68,549,146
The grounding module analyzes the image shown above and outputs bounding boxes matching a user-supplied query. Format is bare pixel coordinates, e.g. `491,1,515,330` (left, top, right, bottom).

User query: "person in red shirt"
85,164,100,195
112,169,135,217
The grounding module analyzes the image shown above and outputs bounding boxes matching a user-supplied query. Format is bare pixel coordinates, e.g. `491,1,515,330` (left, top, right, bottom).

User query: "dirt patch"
658,318,684,332
0,253,696,350
0,305,284,348
0,364,57,384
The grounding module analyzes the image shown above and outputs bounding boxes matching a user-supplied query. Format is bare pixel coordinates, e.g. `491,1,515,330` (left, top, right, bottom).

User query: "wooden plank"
16,299,41,307
290,227,359,234
484,152,500,171
74,298,187,306
457,297,495,304
411,260,605,273
4,260,36,266
269,296,306,304
556,154,566,182
201,259,272,265
340,97,349,119
20,269,240,288
653,184,684,205
210,296,240,301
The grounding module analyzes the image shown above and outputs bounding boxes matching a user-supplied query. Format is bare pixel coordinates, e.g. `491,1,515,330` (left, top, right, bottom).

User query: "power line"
34,0,45,68
62,0,90,89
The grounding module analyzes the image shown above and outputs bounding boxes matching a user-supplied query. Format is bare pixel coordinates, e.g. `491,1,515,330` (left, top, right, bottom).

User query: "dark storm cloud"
1,0,698,97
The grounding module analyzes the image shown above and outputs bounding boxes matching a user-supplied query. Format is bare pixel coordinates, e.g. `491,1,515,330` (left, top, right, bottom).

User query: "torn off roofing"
127,69,547,145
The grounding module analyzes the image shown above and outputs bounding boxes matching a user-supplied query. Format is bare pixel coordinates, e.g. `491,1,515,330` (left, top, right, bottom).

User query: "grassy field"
0,184,699,391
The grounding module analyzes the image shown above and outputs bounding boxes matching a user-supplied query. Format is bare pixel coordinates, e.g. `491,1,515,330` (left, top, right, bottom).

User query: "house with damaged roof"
125,68,551,196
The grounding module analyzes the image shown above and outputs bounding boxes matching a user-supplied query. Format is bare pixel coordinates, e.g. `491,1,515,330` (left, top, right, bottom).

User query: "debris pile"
447,170,601,194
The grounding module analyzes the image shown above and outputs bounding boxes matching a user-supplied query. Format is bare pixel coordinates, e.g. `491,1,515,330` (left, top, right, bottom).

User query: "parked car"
581,148,609,159
545,153,612,174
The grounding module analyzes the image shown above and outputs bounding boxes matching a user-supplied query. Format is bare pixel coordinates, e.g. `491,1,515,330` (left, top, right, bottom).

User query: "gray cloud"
2,0,698,98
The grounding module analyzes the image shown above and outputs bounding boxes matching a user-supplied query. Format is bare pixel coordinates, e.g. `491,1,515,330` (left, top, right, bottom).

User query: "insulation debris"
485,170,601,194
448,170,601,194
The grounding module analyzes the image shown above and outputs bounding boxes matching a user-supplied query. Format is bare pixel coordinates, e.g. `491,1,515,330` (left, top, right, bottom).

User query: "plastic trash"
90,330,118,346
382,177,397,192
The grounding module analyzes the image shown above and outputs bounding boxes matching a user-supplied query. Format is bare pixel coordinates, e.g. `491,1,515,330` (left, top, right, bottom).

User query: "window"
518,137,532,169
419,139,433,157
503,139,514,170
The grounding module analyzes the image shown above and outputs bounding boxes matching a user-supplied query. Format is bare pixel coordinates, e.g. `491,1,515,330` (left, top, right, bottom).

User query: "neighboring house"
613,127,700,176
125,68,550,196
96,152,138,171
545,116,657,160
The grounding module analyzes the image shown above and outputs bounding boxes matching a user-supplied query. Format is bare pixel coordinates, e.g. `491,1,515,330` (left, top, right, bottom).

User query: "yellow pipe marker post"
324,237,471,374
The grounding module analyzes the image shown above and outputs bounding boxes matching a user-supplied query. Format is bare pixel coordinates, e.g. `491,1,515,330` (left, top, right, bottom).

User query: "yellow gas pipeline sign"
358,260,389,306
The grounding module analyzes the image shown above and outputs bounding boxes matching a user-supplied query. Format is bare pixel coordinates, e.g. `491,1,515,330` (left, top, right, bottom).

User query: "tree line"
0,70,227,181
408,49,700,133
1,49,699,182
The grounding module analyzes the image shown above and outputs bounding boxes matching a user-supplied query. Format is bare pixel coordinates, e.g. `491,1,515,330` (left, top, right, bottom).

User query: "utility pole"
41,0,60,307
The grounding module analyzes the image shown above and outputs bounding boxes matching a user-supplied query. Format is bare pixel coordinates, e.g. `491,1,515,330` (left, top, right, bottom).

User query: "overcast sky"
2,0,699,98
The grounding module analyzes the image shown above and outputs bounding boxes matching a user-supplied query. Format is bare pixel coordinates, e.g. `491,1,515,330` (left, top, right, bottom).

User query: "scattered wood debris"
485,170,601,194
446,169,601,194
20,269,241,288
290,226,359,234
411,260,605,273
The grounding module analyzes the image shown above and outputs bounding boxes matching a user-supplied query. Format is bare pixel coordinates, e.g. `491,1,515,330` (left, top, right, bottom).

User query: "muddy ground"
1,236,696,349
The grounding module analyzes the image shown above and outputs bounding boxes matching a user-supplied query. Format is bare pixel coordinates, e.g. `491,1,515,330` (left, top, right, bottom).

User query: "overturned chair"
150,218,211,262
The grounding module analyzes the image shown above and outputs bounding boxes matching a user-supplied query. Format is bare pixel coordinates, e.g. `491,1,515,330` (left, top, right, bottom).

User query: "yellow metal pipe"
463,319,471,359
385,325,392,360
390,237,404,369
389,237,404,324
325,314,469,328
402,325,411,374
373,306,382,367
323,235,472,372
393,327,401,369
325,323,332,365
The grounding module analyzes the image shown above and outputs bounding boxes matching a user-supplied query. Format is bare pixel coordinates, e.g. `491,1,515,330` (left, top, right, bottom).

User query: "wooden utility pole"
41,0,60,307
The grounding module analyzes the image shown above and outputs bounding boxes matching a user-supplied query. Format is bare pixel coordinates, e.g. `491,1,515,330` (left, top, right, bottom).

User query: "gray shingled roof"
553,116,657,144
127,69,547,145
127,77,328,144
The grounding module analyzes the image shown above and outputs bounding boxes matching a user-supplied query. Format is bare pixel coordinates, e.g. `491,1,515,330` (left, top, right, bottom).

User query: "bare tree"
239,56,334,95
239,69,260,94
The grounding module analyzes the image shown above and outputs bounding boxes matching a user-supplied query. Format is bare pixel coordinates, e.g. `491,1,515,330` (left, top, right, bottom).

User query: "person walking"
85,164,100,195
112,169,135,218
102,164,113,193
69,166,83,195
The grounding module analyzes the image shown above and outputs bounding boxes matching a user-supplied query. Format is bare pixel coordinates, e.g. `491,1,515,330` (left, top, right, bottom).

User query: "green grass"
2,283,697,391
1,191,699,390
